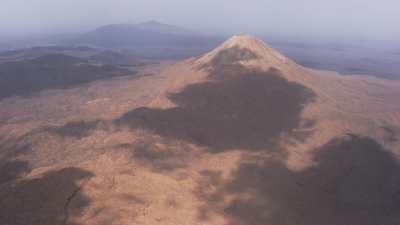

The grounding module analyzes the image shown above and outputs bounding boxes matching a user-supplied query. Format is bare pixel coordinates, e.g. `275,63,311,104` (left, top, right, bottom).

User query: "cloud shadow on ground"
0,167,94,225
196,135,400,225
116,65,315,152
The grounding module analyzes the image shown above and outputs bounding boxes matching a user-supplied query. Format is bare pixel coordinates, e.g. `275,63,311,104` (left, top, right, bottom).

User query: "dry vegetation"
1,35,400,225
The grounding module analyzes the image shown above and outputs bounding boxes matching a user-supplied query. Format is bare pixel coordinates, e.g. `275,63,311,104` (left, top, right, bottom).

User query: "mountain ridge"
71,21,220,48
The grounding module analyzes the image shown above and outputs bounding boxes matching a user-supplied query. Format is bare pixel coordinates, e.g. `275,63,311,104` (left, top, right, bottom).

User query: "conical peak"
195,34,291,69
219,34,267,50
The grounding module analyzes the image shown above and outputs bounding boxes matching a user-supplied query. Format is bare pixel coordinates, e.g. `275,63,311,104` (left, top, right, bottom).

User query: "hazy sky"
1,0,399,40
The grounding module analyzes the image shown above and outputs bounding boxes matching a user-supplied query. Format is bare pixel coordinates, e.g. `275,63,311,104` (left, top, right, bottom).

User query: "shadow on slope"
0,159,30,184
197,135,400,225
0,136,33,184
41,120,103,139
0,54,133,100
0,167,94,225
116,65,315,152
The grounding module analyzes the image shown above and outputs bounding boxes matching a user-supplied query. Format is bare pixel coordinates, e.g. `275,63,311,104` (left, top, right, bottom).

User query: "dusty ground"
1,35,400,225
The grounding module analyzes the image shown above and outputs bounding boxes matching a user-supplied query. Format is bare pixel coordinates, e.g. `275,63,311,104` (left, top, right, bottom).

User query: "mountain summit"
196,34,292,69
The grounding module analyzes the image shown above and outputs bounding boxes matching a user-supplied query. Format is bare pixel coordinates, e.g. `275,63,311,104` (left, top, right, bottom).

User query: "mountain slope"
196,34,291,68
1,35,400,225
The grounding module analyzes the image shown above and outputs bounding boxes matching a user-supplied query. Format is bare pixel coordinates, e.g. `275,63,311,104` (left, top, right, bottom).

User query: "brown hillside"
1,35,400,225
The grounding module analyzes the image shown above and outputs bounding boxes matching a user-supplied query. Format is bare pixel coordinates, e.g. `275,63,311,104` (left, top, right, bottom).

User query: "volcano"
1,35,400,225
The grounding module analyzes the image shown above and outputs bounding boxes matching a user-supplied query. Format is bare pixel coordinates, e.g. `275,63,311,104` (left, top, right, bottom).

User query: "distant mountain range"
2,21,399,78
69,21,221,49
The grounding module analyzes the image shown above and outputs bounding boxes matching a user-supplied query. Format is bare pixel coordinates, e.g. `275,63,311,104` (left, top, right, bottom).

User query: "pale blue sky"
1,0,399,40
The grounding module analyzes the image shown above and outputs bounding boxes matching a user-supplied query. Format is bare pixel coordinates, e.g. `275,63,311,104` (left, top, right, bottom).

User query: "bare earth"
1,35,400,225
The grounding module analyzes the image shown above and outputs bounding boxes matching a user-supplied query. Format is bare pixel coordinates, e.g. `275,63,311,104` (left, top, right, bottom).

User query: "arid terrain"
1,35,400,225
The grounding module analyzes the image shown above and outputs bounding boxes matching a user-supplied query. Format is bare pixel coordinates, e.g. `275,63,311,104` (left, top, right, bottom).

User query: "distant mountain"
133,20,194,35
70,21,221,48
